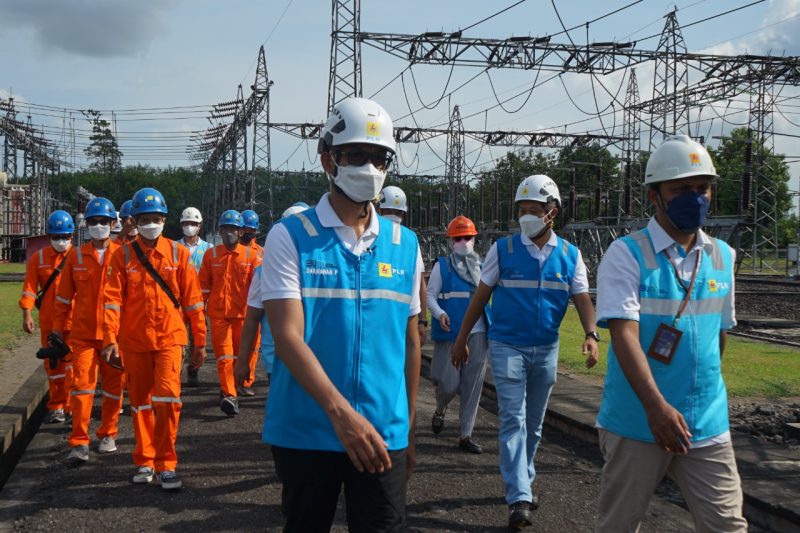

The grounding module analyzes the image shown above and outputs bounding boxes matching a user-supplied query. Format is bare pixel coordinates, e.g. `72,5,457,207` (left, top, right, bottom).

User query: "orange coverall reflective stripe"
103,236,206,472
19,245,74,411
53,241,124,447
199,243,258,396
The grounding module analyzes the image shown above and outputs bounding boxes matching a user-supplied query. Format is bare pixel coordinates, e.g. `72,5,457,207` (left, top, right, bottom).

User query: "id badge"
647,323,683,364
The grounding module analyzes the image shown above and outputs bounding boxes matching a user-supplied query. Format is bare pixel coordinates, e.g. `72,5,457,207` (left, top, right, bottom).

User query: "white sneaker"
132,466,155,484
46,408,66,424
66,445,89,464
97,436,117,454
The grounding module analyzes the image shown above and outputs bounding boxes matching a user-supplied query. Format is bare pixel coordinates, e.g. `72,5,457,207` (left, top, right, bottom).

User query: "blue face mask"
661,190,710,233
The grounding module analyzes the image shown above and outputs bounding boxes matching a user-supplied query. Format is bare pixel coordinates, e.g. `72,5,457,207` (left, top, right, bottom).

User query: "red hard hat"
446,215,478,237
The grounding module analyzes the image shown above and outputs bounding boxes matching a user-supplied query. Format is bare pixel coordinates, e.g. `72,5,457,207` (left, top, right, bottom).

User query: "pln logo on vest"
378,262,393,278
707,279,729,292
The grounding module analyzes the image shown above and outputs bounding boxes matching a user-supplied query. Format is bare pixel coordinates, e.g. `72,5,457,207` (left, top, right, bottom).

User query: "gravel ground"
729,399,800,448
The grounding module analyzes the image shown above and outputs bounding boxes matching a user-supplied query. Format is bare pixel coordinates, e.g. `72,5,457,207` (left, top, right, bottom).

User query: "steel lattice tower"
232,85,248,209
650,10,689,149
327,0,362,113
622,69,642,216
252,45,273,218
2,98,17,179
748,79,778,272
445,105,466,222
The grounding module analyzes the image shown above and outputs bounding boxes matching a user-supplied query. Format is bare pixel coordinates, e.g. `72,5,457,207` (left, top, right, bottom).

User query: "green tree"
82,109,122,176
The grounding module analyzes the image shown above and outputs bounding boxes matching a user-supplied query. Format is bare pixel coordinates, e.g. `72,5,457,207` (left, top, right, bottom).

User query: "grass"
0,263,26,274
557,307,800,398
0,282,33,352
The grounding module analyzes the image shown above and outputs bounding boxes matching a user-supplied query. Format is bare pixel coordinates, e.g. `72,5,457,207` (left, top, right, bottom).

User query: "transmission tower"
622,69,642,216
2,99,17,179
252,45,274,218
650,10,689,148
445,105,467,222
748,79,778,272
327,0,362,113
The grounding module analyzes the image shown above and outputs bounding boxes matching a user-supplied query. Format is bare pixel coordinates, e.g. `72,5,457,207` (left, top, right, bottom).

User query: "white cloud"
0,0,177,58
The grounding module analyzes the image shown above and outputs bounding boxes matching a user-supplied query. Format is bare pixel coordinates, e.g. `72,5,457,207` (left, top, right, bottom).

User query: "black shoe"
187,368,199,388
431,410,445,434
220,395,239,416
458,437,483,454
530,494,539,510
508,501,533,530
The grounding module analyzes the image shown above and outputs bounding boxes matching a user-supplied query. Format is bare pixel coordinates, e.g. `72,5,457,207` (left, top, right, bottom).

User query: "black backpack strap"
131,241,180,309
35,250,71,310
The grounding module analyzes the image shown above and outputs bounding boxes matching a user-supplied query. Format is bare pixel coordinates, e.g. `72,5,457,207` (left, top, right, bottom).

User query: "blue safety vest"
263,209,418,451
488,233,578,347
597,228,732,442
178,238,212,273
431,256,488,342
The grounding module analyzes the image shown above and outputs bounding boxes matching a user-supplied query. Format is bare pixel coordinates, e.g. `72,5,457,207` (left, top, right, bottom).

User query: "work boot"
220,395,239,416
97,436,117,454
237,386,255,397
158,470,182,490
132,466,155,484
431,409,446,434
458,436,483,454
46,408,66,424
187,367,199,388
66,445,89,464
508,501,533,530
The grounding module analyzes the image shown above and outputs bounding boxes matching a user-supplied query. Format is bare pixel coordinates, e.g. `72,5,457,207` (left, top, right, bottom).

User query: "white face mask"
182,225,199,237
138,222,164,240
223,232,239,246
128,227,139,237
519,213,550,238
452,240,474,257
384,214,402,224
332,162,387,203
51,238,70,253
111,220,122,234
88,224,111,240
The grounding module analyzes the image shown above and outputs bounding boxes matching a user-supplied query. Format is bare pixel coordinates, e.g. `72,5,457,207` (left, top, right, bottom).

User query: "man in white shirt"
259,97,422,532
594,135,746,532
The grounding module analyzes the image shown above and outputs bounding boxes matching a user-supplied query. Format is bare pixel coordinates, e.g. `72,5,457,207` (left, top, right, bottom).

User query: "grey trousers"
430,332,489,438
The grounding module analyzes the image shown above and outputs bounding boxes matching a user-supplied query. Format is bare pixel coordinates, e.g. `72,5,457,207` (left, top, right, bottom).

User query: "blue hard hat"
131,187,168,216
119,199,134,219
219,210,244,228
293,202,310,209
85,197,116,220
241,209,259,230
46,210,75,235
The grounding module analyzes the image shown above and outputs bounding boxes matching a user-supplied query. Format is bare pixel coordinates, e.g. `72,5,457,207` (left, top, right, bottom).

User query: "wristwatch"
585,331,600,342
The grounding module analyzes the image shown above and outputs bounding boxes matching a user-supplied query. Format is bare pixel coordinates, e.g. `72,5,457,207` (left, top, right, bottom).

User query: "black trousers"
271,445,407,533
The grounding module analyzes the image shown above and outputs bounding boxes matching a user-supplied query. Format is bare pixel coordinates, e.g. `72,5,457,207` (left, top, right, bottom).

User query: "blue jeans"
489,339,559,505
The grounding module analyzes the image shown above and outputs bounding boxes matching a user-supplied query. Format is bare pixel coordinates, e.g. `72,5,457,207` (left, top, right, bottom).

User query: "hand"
330,404,392,474
438,313,450,332
451,338,469,369
233,352,250,388
22,312,35,334
192,346,207,371
645,400,693,455
102,343,123,370
583,338,599,369
417,323,427,346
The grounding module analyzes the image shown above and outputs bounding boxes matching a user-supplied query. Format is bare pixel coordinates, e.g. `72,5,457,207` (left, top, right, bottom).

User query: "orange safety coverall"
53,241,124,448
103,236,206,472
243,240,264,388
199,243,259,396
19,245,74,412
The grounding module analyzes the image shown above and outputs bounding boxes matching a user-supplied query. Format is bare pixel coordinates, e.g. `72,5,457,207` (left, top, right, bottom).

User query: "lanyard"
664,248,702,326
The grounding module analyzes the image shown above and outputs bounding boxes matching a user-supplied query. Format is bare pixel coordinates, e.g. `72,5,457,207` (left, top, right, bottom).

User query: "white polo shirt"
260,193,423,317
480,230,590,295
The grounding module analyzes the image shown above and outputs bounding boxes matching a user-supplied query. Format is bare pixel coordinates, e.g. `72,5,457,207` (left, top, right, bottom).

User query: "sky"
1,0,799,202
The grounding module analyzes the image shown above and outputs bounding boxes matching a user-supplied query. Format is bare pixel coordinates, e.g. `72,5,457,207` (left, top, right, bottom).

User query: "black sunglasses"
335,149,393,170
453,236,473,243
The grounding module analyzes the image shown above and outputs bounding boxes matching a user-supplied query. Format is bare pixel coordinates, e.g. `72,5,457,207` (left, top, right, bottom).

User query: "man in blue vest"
452,174,599,530
595,135,746,531
259,97,423,531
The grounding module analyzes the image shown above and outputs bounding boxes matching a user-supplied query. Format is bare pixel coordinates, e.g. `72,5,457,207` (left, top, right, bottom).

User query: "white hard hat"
515,174,561,206
111,212,122,233
378,186,407,212
645,134,718,185
180,207,203,223
281,205,308,218
318,97,396,155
